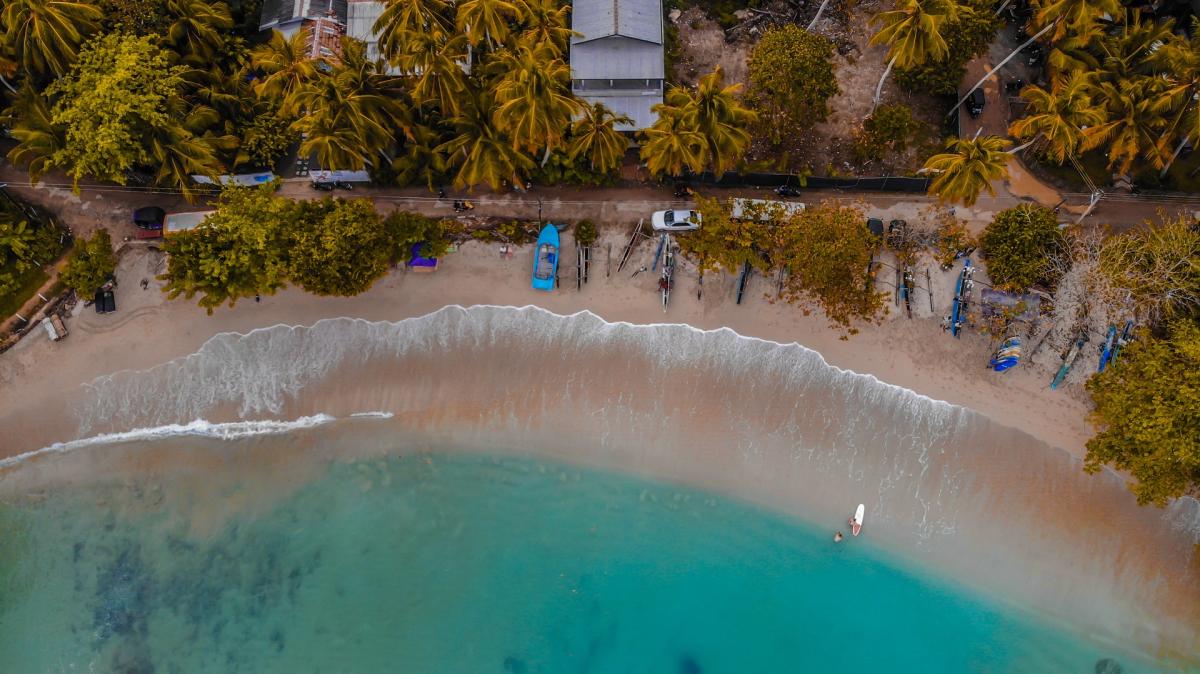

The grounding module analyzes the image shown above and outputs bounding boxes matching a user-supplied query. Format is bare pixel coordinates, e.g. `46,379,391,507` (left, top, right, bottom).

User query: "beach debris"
617,219,645,274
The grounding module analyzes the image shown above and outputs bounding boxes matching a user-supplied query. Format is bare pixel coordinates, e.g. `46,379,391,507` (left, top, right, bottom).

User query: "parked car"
651,209,702,231
132,206,166,230
101,289,116,313
866,218,885,238
967,89,985,118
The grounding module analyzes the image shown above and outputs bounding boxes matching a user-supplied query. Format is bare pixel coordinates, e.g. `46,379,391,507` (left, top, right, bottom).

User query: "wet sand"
0,230,1094,458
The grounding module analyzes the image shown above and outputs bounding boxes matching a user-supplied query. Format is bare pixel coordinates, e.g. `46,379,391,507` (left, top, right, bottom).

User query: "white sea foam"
350,411,395,419
1,414,337,469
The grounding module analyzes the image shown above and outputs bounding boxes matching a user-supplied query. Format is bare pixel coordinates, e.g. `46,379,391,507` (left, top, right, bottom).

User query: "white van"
729,198,805,222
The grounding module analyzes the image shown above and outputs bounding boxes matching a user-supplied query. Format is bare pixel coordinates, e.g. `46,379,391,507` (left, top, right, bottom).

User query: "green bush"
60,228,116,294
575,220,597,246
853,104,920,162
747,25,839,144
981,204,1062,291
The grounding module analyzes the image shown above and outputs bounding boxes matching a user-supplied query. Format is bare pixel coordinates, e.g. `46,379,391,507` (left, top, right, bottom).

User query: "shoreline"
0,230,1095,459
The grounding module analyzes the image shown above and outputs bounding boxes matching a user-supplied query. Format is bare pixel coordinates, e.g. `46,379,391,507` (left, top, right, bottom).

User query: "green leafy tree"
97,0,170,35
853,104,920,162
747,25,839,143
286,199,392,296
384,210,450,258
59,227,115,293
160,185,289,313
0,0,102,76
567,102,630,174
980,203,1062,291
777,202,885,332
678,196,763,284
922,135,1011,207
236,112,297,169
0,216,38,265
1085,320,1200,506
45,33,190,187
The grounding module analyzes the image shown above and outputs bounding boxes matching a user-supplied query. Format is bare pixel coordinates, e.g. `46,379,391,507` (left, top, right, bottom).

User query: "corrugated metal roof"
571,36,663,80
571,0,662,45
260,0,347,30
346,0,383,59
577,92,661,131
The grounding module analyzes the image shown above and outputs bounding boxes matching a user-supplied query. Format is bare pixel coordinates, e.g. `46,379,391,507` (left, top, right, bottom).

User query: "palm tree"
687,65,757,175
150,127,226,201
393,123,448,190
1008,71,1105,163
1094,10,1171,83
165,0,233,63
375,0,452,62
491,42,579,159
0,46,17,93
288,37,412,170
1151,20,1200,177
1091,79,1169,175
455,0,520,47
868,0,958,111
922,135,1011,206
438,91,534,190
568,103,631,174
639,101,706,180
953,0,1119,114
395,28,469,116
250,28,323,114
516,0,577,56
0,0,102,76
3,83,64,183
0,217,37,263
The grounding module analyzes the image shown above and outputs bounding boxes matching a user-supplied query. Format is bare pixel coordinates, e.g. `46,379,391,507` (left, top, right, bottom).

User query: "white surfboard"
851,503,865,537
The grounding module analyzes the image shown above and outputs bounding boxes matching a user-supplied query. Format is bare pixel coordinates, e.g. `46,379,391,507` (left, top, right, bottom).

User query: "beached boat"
1112,320,1134,364
989,336,1021,372
531,224,559,291
950,259,972,338
660,236,675,312
1051,330,1088,389
1097,325,1117,373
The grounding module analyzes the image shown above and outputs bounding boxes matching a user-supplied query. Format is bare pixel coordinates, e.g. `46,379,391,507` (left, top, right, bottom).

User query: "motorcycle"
775,185,801,197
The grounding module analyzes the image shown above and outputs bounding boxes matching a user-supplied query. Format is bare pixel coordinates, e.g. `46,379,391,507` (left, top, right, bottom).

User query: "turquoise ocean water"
0,450,1152,674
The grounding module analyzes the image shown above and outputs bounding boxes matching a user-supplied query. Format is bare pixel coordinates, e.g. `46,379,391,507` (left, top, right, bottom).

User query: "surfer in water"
834,532,844,543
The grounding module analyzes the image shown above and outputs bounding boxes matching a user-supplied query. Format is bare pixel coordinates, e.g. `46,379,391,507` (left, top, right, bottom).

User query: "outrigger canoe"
531,224,559,291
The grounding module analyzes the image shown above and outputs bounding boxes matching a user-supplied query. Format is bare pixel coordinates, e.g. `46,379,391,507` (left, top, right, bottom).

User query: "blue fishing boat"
1112,320,1134,363
1051,330,1088,389
1097,325,1117,372
950,259,971,338
531,224,559,291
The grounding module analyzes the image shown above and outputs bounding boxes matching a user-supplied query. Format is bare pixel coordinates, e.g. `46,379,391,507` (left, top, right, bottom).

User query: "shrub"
575,220,597,246
60,228,116,294
981,204,1062,291
747,25,839,144
853,104,920,162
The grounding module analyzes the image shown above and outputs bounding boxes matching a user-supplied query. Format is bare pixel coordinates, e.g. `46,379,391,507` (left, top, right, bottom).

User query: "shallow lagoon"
0,451,1153,673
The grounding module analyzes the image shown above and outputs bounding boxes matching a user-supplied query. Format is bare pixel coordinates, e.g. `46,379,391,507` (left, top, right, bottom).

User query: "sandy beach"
0,225,1094,458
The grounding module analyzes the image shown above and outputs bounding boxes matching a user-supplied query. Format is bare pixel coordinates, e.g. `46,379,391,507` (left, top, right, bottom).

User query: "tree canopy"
59,227,115,293
747,26,839,143
1085,320,1200,506
285,199,393,296
45,33,188,186
981,203,1062,291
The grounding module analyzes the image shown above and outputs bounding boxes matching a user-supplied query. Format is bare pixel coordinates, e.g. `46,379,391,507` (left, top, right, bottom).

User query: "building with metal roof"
260,0,348,32
570,0,665,132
